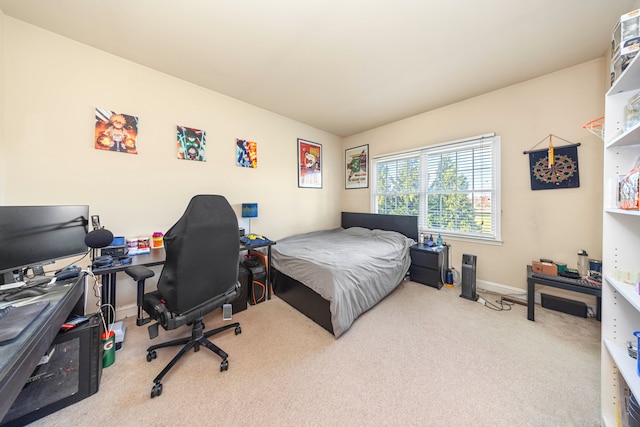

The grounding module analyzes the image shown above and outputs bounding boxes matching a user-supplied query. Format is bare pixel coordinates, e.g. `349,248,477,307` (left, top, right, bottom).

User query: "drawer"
410,248,442,269
410,264,443,289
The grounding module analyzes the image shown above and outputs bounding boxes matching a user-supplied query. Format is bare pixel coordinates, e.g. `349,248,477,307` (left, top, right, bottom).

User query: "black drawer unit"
409,244,448,289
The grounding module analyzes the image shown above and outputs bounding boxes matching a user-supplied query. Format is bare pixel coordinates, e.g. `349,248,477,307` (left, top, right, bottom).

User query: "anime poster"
297,138,322,188
236,139,257,168
177,125,206,161
95,108,139,154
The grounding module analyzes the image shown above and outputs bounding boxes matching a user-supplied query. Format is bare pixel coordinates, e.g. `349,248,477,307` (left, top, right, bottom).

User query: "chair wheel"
147,350,157,362
235,325,242,335
220,359,229,371
151,382,163,398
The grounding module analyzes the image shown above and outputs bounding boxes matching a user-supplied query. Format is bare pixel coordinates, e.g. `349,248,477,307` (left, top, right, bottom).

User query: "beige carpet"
28,280,600,426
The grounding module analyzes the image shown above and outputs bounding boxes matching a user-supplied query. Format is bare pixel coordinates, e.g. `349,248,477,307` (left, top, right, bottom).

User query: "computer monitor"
0,205,89,285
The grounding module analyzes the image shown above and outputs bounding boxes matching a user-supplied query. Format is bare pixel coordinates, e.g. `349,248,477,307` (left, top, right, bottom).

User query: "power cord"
88,269,115,336
477,290,515,311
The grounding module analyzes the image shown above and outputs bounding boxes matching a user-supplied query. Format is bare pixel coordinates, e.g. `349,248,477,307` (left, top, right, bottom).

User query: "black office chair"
125,195,242,398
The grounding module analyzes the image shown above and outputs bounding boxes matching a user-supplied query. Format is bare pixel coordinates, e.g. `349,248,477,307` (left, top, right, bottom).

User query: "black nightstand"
409,244,449,289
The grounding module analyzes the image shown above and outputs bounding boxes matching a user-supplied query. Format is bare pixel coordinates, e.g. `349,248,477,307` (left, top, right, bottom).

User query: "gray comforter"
271,227,414,337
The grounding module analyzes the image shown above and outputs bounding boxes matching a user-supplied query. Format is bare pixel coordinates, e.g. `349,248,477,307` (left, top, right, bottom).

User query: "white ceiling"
0,0,636,137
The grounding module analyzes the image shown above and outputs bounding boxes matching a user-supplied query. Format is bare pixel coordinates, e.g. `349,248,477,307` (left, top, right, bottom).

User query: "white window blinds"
372,134,501,241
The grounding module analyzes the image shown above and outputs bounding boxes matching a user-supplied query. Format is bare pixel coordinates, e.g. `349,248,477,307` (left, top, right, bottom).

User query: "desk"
526,265,601,321
0,275,85,420
94,240,275,326
92,249,165,326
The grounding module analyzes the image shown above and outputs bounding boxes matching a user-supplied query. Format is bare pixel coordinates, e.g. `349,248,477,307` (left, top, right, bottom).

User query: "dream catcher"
524,134,580,190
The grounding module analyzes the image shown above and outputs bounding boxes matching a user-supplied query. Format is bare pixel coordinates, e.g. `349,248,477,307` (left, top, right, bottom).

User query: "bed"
271,212,417,338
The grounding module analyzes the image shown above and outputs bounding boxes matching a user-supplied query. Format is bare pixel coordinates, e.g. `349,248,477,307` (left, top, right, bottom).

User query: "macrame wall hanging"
523,134,580,190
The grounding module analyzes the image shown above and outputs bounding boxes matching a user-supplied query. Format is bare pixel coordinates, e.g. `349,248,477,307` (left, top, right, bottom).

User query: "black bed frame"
272,212,418,336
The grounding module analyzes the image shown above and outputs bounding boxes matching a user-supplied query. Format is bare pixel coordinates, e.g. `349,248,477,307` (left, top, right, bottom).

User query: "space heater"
460,253,478,301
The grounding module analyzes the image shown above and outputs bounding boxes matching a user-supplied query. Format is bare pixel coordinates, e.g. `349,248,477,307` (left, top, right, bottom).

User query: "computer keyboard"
0,301,50,345
25,276,54,287
531,272,601,289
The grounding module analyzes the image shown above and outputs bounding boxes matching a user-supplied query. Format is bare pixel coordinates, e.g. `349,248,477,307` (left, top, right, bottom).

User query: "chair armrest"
125,265,155,282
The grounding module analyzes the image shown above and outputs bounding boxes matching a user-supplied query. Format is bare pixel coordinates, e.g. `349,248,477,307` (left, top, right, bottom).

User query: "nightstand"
409,244,448,289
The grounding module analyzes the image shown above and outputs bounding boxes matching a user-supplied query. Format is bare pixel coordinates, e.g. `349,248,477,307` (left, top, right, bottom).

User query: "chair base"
146,318,241,398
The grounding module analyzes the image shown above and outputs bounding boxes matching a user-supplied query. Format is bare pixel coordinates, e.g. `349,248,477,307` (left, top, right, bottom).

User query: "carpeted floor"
25,280,601,426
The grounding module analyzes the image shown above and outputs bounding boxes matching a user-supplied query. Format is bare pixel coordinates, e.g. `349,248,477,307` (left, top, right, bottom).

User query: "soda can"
102,330,116,368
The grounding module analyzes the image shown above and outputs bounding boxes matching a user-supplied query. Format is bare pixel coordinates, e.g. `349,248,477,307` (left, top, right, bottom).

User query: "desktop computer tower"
1,314,103,427
233,263,250,313
241,255,267,306
246,264,266,305
460,253,478,301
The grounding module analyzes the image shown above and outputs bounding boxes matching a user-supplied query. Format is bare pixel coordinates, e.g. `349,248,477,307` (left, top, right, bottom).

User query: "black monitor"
0,205,89,285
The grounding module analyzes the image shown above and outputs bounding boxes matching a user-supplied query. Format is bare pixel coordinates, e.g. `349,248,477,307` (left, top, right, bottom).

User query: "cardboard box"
532,261,557,276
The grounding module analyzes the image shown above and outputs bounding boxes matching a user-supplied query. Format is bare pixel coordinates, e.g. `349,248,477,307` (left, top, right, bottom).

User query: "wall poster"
345,144,369,189
297,138,322,188
177,125,206,161
236,139,257,168
95,108,139,154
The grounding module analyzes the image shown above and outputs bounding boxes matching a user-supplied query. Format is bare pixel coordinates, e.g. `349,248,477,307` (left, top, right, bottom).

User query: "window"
371,134,501,242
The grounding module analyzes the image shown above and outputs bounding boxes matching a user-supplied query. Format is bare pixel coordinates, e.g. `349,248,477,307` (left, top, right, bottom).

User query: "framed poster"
345,144,369,189
177,125,206,161
297,138,322,188
95,108,139,154
236,138,258,168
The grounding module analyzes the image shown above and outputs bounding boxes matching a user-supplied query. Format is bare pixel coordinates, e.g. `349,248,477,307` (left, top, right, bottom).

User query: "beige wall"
1,17,343,237
0,17,342,316
342,59,605,294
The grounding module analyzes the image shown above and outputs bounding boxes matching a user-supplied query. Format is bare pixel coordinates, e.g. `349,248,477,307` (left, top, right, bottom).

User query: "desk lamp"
241,203,258,234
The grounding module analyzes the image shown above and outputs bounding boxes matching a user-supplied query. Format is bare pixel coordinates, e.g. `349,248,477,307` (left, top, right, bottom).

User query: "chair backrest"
157,195,239,313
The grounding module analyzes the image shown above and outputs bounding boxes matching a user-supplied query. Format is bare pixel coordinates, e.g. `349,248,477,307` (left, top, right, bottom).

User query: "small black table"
526,265,601,321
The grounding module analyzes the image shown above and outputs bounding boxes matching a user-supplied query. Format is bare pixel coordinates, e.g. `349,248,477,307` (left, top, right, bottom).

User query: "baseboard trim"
115,303,138,322
476,280,525,297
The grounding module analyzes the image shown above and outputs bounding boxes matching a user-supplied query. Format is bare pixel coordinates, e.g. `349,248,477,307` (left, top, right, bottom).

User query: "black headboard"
341,212,418,241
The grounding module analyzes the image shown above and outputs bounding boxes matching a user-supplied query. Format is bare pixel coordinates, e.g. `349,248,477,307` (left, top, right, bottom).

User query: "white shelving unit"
602,52,640,426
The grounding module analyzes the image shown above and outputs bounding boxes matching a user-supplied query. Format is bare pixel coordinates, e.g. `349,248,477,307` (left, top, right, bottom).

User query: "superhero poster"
297,138,322,188
236,139,257,168
95,108,139,154
177,125,206,161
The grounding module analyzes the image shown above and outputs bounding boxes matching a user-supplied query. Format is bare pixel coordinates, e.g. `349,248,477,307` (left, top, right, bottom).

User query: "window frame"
371,134,501,243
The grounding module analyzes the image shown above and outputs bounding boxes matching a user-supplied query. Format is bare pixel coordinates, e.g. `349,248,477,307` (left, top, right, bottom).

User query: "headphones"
93,255,113,267
92,255,132,269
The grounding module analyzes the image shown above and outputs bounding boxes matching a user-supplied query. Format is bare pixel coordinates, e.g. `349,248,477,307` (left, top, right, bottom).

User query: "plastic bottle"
436,233,443,247
577,250,589,277
427,234,434,247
